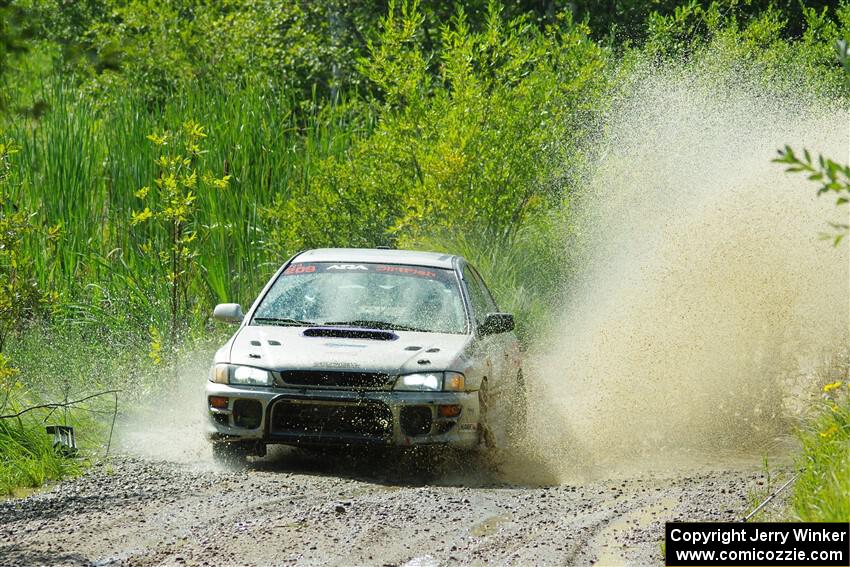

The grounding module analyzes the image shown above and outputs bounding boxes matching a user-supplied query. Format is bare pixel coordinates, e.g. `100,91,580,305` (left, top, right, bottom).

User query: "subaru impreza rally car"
206,248,525,462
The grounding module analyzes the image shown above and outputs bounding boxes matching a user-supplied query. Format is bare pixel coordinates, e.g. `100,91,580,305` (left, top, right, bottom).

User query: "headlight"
210,364,273,387
395,372,442,391
394,372,465,392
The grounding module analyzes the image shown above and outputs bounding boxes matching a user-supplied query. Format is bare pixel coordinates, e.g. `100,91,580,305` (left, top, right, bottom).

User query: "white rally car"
206,248,525,462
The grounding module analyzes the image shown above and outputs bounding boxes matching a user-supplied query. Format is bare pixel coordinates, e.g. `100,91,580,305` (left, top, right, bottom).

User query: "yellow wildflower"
820,424,839,438
130,207,153,225
146,132,169,146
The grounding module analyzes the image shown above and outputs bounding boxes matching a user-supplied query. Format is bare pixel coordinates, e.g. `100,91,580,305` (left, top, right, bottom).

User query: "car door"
466,265,521,385
462,264,511,392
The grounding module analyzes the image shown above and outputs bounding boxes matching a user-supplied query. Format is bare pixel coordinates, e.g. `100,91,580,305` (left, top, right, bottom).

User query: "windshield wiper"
253,317,316,326
321,320,427,332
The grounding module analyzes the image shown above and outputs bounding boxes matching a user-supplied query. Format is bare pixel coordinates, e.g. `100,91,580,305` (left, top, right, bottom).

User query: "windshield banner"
284,262,452,281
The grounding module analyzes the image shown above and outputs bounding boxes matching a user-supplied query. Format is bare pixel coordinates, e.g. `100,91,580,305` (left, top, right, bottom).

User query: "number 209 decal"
283,264,317,274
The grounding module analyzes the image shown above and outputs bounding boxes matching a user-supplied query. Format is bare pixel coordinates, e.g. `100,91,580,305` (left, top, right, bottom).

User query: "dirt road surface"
0,450,774,567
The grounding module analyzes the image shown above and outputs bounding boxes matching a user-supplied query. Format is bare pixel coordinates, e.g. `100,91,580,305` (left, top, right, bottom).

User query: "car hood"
227,325,472,375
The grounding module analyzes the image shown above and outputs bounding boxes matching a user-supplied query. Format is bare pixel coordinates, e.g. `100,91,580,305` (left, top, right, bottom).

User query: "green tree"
265,0,608,254
130,121,230,348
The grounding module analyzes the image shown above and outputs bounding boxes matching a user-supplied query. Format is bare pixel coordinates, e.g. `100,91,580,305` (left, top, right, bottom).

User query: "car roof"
292,248,460,269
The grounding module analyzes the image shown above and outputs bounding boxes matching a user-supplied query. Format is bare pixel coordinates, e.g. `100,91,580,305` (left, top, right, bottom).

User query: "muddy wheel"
508,371,528,442
477,380,498,451
211,441,251,466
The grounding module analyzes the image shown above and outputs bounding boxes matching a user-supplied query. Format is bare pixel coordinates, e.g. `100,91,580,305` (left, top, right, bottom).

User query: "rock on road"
0,451,769,566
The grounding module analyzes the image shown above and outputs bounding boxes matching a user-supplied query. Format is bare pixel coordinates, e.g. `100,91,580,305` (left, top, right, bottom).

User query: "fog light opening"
209,396,229,410
233,399,262,429
437,404,462,418
400,406,433,436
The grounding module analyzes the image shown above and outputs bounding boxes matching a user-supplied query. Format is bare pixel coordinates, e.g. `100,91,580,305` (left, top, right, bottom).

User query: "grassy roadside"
0,327,146,498
0,323,228,498
791,380,850,521
0,415,85,498
0,383,89,497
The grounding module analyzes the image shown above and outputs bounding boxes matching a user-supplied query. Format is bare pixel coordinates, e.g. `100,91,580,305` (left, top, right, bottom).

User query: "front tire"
508,370,528,442
211,441,253,465
478,380,498,451
478,373,527,453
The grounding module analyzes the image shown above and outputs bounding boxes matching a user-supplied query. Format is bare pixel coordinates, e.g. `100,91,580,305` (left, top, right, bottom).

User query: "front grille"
278,370,393,389
271,400,393,438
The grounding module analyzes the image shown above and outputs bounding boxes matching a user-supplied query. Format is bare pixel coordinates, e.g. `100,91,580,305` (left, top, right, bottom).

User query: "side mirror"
213,303,244,324
478,313,515,336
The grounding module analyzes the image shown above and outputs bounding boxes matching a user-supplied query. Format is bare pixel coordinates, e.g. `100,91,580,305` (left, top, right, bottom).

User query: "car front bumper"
204,382,480,450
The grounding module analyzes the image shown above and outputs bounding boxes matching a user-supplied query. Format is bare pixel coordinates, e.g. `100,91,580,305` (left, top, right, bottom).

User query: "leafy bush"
630,2,850,100
264,1,608,255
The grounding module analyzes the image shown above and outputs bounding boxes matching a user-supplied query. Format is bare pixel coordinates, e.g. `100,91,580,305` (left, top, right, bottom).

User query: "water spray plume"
116,352,212,465
526,64,849,480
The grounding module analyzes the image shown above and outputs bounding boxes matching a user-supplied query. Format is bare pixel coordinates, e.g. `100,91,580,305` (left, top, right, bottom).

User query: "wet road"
0,450,773,566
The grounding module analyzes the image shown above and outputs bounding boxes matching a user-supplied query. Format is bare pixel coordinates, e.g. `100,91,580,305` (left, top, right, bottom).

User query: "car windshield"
252,262,467,334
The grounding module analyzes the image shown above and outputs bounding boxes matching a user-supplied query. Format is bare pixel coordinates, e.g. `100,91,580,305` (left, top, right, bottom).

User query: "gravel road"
0,449,775,567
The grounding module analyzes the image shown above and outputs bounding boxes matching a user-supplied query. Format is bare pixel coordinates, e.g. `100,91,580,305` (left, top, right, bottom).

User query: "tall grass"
5,80,370,335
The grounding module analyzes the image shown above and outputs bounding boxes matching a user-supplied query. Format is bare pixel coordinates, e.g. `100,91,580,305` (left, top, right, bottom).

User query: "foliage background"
0,0,848,496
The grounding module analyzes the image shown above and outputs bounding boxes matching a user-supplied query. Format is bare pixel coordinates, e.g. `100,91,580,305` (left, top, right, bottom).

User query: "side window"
469,266,499,312
463,265,495,327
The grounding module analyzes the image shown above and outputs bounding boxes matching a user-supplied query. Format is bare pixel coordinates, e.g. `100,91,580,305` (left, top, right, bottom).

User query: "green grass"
792,388,850,521
0,418,84,497
0,385,93,497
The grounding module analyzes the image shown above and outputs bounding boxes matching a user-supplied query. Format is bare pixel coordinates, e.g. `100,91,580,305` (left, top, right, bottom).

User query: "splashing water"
115,350,213,465
524,64,849,480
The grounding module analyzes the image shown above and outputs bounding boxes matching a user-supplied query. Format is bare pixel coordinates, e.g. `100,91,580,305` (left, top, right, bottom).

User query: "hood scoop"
302,327,398,341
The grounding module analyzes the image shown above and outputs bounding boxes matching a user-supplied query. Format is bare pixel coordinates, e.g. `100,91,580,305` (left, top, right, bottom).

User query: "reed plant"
4,80,366,338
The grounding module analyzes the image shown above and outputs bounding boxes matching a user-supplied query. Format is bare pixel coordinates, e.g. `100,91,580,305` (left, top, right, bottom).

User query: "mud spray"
115,351,214,465
521,63,849,482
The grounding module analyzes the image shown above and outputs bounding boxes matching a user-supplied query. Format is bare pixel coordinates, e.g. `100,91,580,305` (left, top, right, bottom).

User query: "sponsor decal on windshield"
326,264,369,270
375,265,436,278
284,262,445,280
